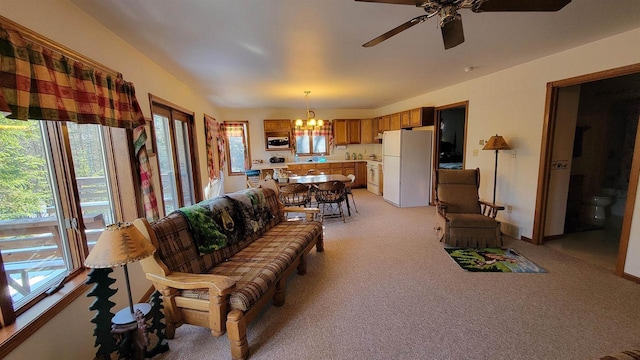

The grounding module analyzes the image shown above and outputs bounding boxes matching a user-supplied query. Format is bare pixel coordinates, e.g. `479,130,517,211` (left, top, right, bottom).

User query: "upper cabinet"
379,115,390,133
264,119,291,132
334,119,361,145
405,107,435,128
264,119,292,150
390,113,401,130
361,118,379,144
334,119,348,145
348,119,361,144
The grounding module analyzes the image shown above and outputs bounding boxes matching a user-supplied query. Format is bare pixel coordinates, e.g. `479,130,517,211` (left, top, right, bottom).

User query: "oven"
367,162,380,195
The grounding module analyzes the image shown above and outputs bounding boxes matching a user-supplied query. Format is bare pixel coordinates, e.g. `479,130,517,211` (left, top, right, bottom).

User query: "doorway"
432,102,468,204
533,63,640,276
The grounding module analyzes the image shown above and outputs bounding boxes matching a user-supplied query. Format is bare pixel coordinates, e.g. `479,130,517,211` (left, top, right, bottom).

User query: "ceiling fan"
356,0,571,49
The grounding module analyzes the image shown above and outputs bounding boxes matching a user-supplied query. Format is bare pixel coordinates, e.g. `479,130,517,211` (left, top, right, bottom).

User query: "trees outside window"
0,116,117,315
150,97,199,215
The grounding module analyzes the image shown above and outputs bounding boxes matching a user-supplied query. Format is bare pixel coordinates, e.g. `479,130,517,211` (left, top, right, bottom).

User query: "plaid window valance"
0,23,145,129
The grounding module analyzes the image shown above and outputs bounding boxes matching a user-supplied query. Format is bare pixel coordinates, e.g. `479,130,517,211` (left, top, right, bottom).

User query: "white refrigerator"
382,129,433,207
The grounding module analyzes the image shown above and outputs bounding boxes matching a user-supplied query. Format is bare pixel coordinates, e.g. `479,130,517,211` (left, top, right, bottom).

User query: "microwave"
267,136,289,149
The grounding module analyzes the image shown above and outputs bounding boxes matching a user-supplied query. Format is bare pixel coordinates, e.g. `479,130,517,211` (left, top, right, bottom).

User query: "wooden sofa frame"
133,192,322,360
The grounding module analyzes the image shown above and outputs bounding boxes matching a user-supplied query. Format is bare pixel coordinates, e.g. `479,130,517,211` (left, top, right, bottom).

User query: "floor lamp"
482,134,511,205
85,222,157,324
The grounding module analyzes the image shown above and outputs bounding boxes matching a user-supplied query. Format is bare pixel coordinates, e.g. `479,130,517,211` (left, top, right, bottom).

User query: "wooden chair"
306,169,324,175
314,180,347,222
345,174,358,214
279,183,311,209
434,168,504,248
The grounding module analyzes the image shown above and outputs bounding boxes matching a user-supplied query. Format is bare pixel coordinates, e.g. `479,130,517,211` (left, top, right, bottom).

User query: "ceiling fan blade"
354,0,422,5
475,0,571,12
441,17,464,50
362,15,426,47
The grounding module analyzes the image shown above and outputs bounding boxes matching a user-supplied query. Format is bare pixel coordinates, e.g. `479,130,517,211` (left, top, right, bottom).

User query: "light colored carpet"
154,189,640,360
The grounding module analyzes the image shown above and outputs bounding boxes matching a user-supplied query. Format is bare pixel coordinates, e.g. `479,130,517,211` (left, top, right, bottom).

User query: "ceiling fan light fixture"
439,5,461,28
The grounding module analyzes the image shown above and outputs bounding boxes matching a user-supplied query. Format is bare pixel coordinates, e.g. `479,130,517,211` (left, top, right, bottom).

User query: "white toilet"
582,195,613,227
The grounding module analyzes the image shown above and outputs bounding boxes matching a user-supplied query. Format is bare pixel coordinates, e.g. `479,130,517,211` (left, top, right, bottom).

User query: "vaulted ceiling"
69,0,640,109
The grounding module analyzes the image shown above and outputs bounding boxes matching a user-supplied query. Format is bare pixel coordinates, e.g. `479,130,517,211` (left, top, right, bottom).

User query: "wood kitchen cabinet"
333,119,361,145
348,119,361,144
285,161,367,188
379,115,390,132
354,162,367,188
406,107,435,128
400,110,411,128
264,119,291,132
361,118,379,144
333,119,348,145
390,113,401,130
264,119,292,150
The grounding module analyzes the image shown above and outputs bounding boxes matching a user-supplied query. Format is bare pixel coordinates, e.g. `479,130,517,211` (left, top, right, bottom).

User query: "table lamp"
482,134,511,205
85,222,156,324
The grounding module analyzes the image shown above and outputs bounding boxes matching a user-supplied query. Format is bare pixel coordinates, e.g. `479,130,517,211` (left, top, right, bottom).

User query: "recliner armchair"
434,168,504,248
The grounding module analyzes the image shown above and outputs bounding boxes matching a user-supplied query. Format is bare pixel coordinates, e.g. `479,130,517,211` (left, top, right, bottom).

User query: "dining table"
281,174,353,216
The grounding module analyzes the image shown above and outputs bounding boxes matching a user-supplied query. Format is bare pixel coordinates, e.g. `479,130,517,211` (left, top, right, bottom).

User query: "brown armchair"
434,168,504,248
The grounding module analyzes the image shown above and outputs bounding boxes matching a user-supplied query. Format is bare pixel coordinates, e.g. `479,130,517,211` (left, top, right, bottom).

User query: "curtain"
0,21,156,220
221,122,249,171
0,23,145,129
204,114,222,179
133,125,160,221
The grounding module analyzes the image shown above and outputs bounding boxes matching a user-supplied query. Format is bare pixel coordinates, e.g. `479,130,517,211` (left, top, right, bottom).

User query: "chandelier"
295,91,324,130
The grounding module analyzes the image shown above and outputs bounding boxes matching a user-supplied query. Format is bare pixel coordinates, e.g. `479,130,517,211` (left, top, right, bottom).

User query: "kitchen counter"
285,159,369,165
251,162,288,170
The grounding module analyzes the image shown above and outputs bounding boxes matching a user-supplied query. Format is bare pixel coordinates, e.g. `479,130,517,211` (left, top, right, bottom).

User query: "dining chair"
278,183,312,217
314,180,346,222
306,169,324,175
345,174,358,214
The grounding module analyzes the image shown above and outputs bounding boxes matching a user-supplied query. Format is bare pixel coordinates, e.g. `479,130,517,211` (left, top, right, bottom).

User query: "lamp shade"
482,135,511,151
84,222,156,268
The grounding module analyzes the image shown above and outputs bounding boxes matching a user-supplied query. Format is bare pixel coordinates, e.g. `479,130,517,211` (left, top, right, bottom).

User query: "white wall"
2,0,221,358
374,27,640,255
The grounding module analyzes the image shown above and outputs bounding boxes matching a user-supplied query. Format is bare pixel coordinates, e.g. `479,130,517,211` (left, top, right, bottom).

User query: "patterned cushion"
598,350,640,360
180,220,322,311
151,188,284,274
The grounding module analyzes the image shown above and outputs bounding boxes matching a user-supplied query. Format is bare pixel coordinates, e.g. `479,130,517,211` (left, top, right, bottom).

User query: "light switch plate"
473,149,479,156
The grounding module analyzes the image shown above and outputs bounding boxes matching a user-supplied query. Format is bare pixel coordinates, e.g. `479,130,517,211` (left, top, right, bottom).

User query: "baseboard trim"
622,272,640,284
520,236,534,244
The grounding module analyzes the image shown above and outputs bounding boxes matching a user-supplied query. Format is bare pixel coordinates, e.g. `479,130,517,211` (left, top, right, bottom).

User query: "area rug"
445,247,547,273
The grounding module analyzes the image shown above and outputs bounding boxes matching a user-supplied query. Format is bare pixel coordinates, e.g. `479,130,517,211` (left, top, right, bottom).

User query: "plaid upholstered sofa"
132,187,323,360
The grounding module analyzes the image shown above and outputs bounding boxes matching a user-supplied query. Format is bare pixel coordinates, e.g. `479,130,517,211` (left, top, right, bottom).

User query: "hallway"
545,228,620,272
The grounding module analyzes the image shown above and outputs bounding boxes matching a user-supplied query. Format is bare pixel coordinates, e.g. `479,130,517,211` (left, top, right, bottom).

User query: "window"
0,116,118,315
222,122,251,175
150,97,199,215
294,127,329,155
